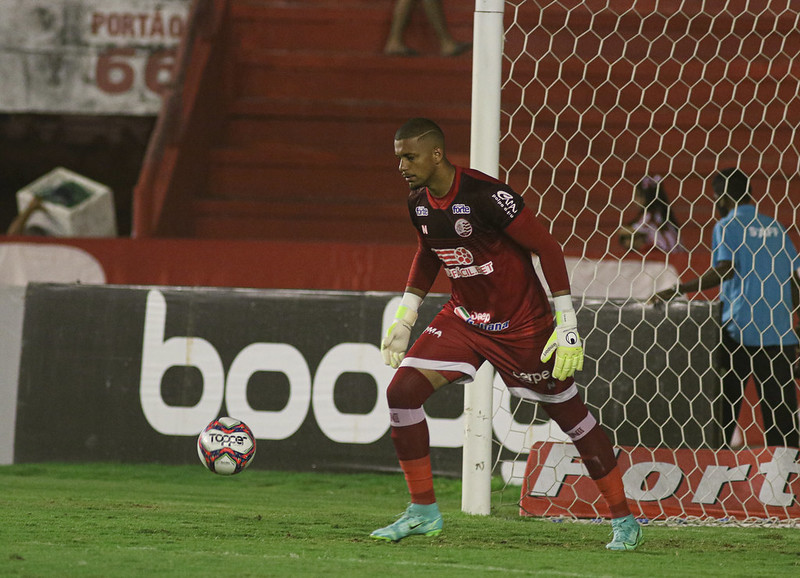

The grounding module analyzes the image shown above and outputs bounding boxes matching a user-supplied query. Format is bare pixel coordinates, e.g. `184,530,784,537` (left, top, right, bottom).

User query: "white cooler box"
15,167,117,237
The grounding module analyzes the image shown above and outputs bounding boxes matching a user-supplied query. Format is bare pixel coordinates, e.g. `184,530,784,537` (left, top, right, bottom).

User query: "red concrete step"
207,157,424,201
230,0,474,55
228,50,472,105
223,97,471,151
191,197,414,243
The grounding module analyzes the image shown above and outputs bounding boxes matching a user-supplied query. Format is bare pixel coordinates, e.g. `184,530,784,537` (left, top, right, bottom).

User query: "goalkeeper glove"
540,295,584,381
381,293,421,369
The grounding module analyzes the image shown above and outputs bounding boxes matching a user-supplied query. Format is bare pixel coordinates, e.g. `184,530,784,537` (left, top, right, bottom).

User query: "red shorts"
400,306,578,404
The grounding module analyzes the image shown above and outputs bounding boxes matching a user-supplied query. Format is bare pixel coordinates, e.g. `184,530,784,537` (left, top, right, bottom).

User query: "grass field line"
16,540,607,576
334,556,606,576
162,545,609,577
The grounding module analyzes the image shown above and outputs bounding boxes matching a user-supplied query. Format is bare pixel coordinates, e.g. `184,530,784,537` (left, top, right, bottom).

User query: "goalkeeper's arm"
540,292,584,381
380,234,441,369
381,288,425,369
504,207,583,381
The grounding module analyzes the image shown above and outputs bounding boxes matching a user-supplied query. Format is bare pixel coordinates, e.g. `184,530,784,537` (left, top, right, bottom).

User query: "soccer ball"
197,417,256,475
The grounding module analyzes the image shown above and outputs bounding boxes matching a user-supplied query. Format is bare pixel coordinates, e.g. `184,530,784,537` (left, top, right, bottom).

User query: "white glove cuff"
553,294,573,313
395,292,420,326
400,291,423,312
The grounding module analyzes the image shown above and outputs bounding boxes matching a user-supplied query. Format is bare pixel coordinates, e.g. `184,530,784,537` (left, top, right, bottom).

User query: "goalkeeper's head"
395,117,446,147
711,168,751,217
394,118,452,194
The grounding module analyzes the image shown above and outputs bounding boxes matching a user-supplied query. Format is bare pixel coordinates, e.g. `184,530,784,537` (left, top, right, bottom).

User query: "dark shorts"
400,307,577,403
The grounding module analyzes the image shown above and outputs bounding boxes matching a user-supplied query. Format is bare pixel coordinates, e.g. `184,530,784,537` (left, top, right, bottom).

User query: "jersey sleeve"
405,231,442,294
478,185,526,229
504,205,571,295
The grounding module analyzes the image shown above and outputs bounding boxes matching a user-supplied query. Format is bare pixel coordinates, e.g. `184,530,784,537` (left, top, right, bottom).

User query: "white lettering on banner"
529,443,588,496
224,343,311,441
140,290,465,448
0,0,190,114
140,290,310,438
622,462,684,501
692,465,750,504
521,442,800,519
758,447,800,506
139,290,225,436
312,343,394,444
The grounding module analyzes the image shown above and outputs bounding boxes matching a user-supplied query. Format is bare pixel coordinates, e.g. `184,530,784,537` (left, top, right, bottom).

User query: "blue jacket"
712,204,799,347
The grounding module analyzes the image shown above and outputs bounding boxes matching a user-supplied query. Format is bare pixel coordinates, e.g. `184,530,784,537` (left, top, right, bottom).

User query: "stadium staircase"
133,0,796,256
133,0,473,244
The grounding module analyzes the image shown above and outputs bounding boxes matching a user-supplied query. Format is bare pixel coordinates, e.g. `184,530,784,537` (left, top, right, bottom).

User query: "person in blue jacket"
653,168,799,448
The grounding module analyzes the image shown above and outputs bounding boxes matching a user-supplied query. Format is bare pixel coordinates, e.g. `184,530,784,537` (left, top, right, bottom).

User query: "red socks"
594,466,631,518
543,395,631,518
387,367,437,504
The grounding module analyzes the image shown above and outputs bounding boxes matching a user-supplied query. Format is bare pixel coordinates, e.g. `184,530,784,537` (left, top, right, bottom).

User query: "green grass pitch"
1,463,798,577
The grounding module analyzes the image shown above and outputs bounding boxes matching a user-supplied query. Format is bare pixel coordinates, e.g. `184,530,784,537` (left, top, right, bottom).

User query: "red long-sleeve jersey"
405,166,569,335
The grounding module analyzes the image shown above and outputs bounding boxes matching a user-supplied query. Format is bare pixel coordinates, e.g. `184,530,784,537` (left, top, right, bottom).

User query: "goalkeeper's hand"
381,304,419,369
540,299,584,381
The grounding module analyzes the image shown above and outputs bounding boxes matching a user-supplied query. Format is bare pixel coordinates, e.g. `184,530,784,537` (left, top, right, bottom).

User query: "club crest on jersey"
416,206,429,216
433,247,474,266
452,203,471,215
492,190,519,218
432,247,494,279
455,218,472,237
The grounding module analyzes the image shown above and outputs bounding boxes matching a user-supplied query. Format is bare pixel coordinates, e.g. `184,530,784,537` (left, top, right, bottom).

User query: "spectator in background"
651,168,800,448
384,0,472,57
617,175,683,254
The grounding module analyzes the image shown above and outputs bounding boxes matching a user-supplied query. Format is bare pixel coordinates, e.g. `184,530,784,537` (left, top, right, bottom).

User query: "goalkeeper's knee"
387,367,436,411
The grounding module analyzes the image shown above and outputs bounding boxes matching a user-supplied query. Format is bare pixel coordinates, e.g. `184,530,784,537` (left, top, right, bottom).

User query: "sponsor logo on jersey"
454,218,472,238
423,326,443,338
452,203,471,215
454,307,490,324
454,306,509,331
492,190,518,218
444,261,494,279
416,206,429,217
421,225,428,235
513,370,552,384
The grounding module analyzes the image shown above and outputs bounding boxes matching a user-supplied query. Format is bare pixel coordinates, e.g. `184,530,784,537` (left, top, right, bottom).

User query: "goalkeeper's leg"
542,395,643,551
371,367,453,542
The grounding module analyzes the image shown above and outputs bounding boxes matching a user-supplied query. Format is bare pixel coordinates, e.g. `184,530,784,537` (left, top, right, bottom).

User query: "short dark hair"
712,168,750,201
394,118,445,146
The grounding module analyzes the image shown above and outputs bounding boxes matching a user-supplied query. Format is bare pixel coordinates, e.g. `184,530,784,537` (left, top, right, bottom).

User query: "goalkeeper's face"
394,137,440,190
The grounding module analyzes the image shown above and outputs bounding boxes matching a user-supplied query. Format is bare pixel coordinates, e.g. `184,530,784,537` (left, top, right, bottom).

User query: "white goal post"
464,0,800,524
462,0,506,517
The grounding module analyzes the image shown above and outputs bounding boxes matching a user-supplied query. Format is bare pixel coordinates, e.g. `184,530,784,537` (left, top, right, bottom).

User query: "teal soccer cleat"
606,514,643,551
370,503,443,542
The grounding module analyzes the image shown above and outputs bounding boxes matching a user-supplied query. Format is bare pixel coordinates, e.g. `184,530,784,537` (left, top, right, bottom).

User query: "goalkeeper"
372,117,642,551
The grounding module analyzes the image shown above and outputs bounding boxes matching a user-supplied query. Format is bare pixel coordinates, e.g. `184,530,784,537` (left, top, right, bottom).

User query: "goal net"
481,0,800,524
